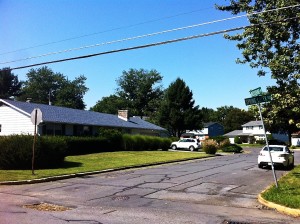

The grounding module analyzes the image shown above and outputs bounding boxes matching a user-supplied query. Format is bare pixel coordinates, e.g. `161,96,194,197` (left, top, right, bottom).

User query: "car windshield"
263,147,284,152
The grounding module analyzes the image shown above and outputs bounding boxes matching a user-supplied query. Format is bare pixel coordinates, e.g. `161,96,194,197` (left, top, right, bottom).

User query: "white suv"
258,145,294,169
170,138,200,151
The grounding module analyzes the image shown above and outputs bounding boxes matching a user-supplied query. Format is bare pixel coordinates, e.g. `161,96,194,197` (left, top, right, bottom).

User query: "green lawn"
261,165,300,209
0,151,213,182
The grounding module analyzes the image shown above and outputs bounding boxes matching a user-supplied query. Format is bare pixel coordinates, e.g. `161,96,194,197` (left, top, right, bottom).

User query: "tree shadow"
61,161,83,169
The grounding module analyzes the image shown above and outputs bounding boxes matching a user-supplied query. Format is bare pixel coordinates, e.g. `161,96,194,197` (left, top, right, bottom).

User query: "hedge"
0,135,67,169
0,134,172,169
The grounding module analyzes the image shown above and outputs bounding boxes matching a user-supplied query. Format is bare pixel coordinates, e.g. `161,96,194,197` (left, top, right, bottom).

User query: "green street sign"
249,87,262,97
245,94,272,106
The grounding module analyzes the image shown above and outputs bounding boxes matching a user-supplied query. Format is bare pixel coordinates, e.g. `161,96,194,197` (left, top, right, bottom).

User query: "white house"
183,122,224,140
0,99,167,137
291,131,300,146
224,120,288,144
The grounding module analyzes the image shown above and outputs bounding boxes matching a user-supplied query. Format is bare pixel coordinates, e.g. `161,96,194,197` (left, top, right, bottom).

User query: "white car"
258,145,294,169
170,138,200,151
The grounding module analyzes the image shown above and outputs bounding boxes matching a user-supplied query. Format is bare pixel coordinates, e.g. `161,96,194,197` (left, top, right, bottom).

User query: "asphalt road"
1,147,300,224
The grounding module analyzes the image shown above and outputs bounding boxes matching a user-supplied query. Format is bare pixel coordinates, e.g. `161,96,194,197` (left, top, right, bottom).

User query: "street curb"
258,188,300,217
0,156,215,186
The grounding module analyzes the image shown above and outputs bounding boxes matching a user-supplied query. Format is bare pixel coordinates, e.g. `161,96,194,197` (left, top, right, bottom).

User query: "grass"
0,151,213,182
261,165,300,209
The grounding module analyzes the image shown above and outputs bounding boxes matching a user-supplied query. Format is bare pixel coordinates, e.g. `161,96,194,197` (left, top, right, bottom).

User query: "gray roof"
224,130,251,137
242,120,262,127
0,99,166,131
203,122,223,128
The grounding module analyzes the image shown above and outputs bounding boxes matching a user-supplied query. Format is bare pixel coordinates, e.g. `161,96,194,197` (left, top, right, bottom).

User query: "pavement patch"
23,202,71,212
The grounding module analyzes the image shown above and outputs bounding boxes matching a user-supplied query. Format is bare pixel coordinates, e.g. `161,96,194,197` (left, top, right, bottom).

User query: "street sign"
31,108,42,125
244,94,272,106
249,87,262,97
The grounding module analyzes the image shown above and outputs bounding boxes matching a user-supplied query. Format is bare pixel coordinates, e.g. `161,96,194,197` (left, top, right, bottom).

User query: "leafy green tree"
55,75,88,109
0,68,22,99
157,78,202,137
200,107,218,123
116,68,163,117
220,107,254,133
90,95,128,114
18,66,88,109
217,0,300,138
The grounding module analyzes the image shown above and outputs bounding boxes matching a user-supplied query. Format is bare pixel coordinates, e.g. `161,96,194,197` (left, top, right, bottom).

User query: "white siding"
0,105,34,136
292,137,300,146
242,125,264,134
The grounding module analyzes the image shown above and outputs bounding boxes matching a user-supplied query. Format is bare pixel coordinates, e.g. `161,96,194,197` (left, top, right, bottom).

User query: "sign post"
31,108,42,175
245,88,278,188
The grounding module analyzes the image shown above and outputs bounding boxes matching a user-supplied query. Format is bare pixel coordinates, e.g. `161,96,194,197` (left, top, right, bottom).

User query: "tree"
116,68,163,118
0,68,22,99
55,75,89,109
18,66,88,109
200,107,218,123
219,107,254,133
157,78,202,137
217,1,300,138
90,95,128,114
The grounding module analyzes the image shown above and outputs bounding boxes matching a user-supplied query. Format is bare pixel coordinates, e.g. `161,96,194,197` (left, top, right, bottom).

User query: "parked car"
258,145,294,169
170,138,201,151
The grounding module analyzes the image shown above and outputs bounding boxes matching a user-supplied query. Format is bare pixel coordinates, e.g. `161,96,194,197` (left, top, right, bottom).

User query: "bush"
202,139,218,154
36,136,67,168
234,136,242,144
0,135,67,169
122,134,172,151
221,144,243,153
256,139,266,145
219,138,231,148
211,136,228,144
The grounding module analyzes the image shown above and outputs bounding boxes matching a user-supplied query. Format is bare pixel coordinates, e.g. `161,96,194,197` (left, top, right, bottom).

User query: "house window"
246,126,253,130
259,126,263,129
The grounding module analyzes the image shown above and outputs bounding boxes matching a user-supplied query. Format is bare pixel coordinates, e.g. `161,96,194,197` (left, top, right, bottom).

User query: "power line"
9,16,300,71
0,7,213,56
2,3,299,65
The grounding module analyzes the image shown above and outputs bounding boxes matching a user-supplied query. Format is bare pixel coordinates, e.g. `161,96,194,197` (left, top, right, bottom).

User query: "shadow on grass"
61,161,83,169
292,172,300,178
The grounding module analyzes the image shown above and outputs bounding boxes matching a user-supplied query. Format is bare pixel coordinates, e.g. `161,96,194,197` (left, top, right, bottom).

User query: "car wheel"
189,146,195,151
258,163,263,169
171,145,177,150
289,160,294,170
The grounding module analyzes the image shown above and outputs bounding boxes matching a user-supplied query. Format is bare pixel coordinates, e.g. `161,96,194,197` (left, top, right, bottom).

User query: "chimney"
118,110,129,121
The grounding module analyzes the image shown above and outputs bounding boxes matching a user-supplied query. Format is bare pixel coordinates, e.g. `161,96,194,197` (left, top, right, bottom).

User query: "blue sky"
1,0,275,110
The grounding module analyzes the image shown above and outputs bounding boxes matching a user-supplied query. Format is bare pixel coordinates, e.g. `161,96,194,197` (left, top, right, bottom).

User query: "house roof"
224,130,243,137
0,99,166,131
242,120,262,127
203,122,223,128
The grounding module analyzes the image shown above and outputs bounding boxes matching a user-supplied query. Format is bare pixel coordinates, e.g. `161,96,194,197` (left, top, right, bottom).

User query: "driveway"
0,147,299,224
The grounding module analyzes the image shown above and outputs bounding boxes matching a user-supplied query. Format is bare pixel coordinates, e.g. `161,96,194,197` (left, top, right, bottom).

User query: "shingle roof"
203,122,222,127
242,120,262,127
0,99,166,131
224,130,243,137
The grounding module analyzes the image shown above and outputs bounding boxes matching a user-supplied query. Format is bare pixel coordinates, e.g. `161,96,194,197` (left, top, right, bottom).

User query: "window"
246,126,253,130
259,126,263,129
0,124,1,132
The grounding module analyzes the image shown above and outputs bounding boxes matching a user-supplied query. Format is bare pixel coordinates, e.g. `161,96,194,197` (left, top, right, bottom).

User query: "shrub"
202,139,218,154
211,136,228,144
234,136,242,144
256,139,266,145
36,136,67,168
64,136,110,155
0,135,67,169
219,138,231,148
0,135,33,169
221,144,243,153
